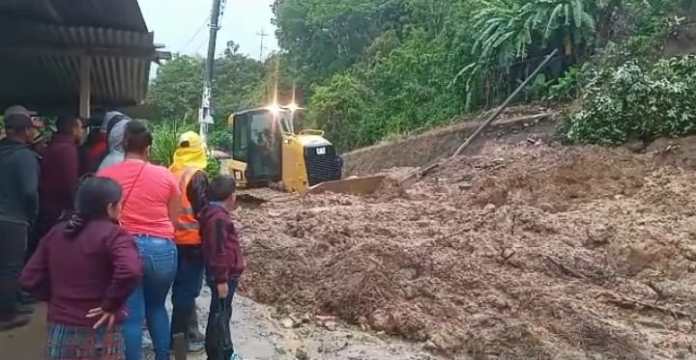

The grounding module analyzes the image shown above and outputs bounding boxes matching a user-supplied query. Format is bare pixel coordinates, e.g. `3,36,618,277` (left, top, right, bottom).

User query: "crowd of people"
0,105,245,360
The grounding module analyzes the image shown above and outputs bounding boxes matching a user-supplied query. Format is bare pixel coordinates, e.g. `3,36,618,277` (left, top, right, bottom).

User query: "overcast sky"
139,0,279,60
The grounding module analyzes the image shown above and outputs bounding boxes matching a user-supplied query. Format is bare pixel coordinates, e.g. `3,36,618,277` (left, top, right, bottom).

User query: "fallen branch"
603,294,692,321
498,249,522,269
544,256,585,279
499,248,517,263
647,281,666,300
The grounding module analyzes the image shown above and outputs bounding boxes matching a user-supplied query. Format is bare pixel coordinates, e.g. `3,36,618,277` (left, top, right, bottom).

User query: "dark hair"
124,120,152,154
187,171,209,218
208,175,236,202
56,114,80,134
4,114,32,132
106,114,126,136
65,177,122,237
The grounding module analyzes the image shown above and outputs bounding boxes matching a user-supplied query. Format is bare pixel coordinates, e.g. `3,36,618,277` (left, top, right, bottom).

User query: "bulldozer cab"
229,108,286,186
224,106,388,198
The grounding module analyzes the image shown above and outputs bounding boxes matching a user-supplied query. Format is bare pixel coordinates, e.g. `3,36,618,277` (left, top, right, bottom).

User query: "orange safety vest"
172,167,202,246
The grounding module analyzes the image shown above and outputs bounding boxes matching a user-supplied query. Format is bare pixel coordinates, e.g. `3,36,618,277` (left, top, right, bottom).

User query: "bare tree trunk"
598,0,622,44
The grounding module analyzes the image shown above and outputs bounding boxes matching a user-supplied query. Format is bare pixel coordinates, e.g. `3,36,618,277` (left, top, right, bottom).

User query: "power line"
179,16,210,53
257,28,269,60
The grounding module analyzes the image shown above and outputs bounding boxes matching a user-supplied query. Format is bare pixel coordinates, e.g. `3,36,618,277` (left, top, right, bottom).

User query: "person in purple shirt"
34,115,85,250
20,177,142,360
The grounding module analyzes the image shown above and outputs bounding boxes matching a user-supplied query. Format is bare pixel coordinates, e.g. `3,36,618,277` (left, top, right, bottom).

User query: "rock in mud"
281,317,295,329
323,320,338,331
295,348,309,360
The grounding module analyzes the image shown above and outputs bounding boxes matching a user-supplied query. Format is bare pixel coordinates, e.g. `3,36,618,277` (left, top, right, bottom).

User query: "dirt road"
0,293,433,360
0,304,47,359
188,288,436,360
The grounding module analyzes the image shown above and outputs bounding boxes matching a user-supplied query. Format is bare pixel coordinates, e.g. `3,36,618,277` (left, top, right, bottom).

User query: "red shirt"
20,220,142,327
98,159,180,239
83,133,108,174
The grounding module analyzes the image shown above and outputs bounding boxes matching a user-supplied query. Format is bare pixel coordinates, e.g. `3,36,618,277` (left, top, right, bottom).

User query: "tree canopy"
147,0,696,153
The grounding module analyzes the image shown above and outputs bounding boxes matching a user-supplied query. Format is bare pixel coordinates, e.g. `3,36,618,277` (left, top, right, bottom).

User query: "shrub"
546,66,583,102
149,120,195,167
150,120,224,177
565,55,696,144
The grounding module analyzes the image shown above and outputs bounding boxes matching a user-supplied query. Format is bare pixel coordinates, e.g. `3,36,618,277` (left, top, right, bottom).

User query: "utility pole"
257,28,268,61
199,0,226,144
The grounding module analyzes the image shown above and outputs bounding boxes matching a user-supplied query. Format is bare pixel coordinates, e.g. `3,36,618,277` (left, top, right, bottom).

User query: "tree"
449,0,596,110
149,0,692,154
471,0,595,65
213,41,266,120
272,0,409,86
148,43,264,124
148,54,204,121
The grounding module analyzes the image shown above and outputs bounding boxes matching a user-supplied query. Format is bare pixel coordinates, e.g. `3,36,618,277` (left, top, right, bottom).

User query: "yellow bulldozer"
218,105,386,202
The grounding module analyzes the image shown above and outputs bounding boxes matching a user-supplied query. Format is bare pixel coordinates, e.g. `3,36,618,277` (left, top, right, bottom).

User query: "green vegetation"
146,41,264,155
566,56,696,145
146,0,696,153
149,119,222,176
149,119,194,167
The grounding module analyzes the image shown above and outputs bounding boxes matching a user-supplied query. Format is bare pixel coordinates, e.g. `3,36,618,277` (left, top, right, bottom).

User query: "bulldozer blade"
306,175,387,196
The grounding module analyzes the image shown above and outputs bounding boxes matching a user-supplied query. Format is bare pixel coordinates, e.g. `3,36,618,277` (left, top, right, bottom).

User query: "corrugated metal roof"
0,0,158,111
0,0,147,32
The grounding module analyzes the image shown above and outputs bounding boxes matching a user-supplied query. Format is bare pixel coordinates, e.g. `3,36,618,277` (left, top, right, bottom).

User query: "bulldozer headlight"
266,103,282,116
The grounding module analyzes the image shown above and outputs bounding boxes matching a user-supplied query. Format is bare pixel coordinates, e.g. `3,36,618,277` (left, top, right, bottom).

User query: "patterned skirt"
47,323,125,360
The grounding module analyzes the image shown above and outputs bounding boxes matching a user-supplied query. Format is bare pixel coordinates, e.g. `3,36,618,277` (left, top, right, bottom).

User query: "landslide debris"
239,140,696,359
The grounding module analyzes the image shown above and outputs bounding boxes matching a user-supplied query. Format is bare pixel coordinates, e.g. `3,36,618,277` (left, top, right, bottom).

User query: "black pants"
0,219,27,317
170,246,204,342
205,279,238,360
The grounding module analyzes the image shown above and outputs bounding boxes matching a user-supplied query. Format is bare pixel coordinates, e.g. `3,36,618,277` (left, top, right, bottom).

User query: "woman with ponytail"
20,177,142,360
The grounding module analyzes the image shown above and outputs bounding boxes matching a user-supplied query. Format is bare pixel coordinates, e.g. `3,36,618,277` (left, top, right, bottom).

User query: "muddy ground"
239,134,696,359
183,289,435,360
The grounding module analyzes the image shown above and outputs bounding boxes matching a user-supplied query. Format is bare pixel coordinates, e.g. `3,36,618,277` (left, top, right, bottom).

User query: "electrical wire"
178,16,211,53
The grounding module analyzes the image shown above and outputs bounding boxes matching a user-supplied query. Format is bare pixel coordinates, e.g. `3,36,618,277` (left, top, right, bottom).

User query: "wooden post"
79,55,91,119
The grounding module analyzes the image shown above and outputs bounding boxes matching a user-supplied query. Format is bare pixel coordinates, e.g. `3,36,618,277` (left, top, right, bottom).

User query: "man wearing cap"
0,105,40,331
169,131,209,352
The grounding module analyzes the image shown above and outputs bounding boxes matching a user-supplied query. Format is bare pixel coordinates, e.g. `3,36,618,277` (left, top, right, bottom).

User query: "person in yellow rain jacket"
169,131,209,352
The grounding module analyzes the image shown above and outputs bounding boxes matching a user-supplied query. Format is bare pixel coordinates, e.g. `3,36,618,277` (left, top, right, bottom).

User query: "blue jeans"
170,245,204,341
122,236,177,360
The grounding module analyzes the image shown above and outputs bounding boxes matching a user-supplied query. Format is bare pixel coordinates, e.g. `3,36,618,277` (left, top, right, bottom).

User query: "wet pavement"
1,293,435,360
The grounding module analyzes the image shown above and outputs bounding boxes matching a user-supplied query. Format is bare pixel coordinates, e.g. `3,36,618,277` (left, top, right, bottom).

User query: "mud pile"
238,139,696,359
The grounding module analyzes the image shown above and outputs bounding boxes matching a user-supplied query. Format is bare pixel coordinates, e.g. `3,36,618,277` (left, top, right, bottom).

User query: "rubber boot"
187,305,205,352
